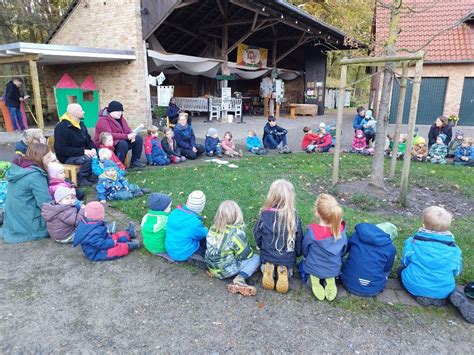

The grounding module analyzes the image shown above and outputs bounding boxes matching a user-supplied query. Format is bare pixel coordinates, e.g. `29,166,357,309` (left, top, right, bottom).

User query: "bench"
289,103,318,119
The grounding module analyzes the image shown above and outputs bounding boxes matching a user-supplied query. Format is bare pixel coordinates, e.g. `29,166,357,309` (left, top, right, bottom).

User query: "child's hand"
100,200,106,205
210,150,214,154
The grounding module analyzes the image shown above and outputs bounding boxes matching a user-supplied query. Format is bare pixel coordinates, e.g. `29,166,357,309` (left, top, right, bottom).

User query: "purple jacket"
41,202,85,241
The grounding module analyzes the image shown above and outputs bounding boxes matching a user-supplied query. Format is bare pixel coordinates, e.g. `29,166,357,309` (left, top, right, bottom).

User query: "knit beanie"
319,122,327,129
103,160,119,172
455,130,464,139
107,100,124,113
365,110,373,119
376,222,398,241
54,186,76,203
148,193,172,212
414,136,426,145
438,133,447,143
207,128,218,137
85,201,105,221
48,162,64,178
186,190,206,214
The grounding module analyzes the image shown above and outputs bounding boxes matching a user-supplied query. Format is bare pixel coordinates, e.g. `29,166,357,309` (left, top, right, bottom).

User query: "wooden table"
289,103,318,119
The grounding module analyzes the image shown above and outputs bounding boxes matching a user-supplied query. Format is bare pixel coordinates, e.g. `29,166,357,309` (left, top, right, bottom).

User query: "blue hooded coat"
340,223,396,296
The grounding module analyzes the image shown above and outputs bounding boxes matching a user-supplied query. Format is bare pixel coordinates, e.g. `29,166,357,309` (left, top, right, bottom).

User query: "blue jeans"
7,106,25,131
238,254,260,278
264,134,287,149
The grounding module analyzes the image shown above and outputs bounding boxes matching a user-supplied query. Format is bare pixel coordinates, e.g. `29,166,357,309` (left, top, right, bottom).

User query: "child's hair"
268,116,276,122
224,131,232,139
47,162,65,179
303,126,311,133
163,127,173,136
22,129,45,145
262,179,297,252
99,132,113,145
247,129,256,136
315,193,343,239
98,148,113,161
211,200,244,235
147,125,159,136
357,106,365,113
422,206,452,232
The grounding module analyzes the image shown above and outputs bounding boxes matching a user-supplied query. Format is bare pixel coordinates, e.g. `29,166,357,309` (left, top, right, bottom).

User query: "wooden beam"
28,60,44,130
216,0,225,17
226,19,280,54
0,54,39,65
275,33,309,64
200,19,258,29
340,53,424,65
251,12,258,30
332,61,348,186
165,22,219,51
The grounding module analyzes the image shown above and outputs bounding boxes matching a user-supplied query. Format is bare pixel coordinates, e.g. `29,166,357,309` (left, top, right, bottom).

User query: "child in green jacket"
141,193,172,254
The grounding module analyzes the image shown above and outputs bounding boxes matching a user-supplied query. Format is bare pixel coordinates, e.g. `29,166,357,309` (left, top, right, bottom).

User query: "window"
83,91,94,102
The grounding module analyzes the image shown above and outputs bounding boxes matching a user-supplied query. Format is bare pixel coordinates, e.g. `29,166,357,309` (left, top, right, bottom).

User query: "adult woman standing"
428,116,452,148
2,143,53,243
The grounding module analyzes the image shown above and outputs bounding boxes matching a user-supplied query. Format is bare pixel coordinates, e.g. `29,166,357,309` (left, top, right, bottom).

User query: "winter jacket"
302,223,347,279
221,137,235,152
98,145,125,170
93,108,132,146
428,124,452,148
454,146,473,161
253,208,303,268
165,205,208,261
398,141,407,155
316,133,332,149
205,224,255,279
246,136,263,151
353,113,365,130
352,132,367,150
2,159,51,243
447,139,463,156
0,161,10,210
301,133,320,150
205,136,220,153
96,171,130,201
166,103,180,120
174,124,196,150
361,118,376,134
92,157,125,177
429,143,447,158
411,144,428,159
14,140,28,156
4,80,21,108
263,123,287,143
401,228,462,299
144,136,169,165
141,210,169,254
161,137,182,158
41,202,85,241
340,223,396,296
48,177,73,200
54,113,96,163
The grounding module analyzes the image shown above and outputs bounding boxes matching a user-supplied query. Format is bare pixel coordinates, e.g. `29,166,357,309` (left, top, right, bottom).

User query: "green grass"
112,153,474,283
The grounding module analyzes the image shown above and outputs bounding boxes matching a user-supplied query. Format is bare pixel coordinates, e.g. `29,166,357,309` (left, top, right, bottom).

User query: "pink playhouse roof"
55,74,78,88
79,75,98,90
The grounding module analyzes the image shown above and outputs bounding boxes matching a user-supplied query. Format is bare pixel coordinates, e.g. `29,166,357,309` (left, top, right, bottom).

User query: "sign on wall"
222,87,232,110
237,44,268,69
157,85,174,107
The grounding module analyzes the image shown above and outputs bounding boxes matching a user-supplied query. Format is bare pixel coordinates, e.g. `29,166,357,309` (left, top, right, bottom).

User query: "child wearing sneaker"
254,179,303,294
299,194,347,301
221,132,242,157
263,116,291,153
205,128,223,157
141,193,172,255
165,190,208,261
205,200,260,296
246,130,267,155
73,201,140,261
400,206,462,307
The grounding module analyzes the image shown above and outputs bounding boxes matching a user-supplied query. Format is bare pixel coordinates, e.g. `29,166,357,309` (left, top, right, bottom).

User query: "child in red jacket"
301,127,321,153
314,123,332,153
98,132,126,171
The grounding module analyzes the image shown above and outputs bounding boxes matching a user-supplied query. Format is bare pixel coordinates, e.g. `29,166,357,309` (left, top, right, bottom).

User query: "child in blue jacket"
173,113,205,160
73,201,140,261
144,125,170,166
205,128,223,157
165,190,208,261
246,130,267,155
454,138,473,167
340,222,397,297
400,206,462,306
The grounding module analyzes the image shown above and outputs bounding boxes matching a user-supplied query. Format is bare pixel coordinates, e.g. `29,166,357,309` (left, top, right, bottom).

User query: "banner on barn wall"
157,86,174,106
222,87,232,110
236,44,268,69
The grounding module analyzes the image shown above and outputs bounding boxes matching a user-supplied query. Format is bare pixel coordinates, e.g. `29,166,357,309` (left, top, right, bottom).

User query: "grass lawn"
112,153,473,283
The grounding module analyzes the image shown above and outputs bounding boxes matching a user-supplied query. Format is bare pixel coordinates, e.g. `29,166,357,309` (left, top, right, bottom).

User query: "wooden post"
332,60,347,186
221,0,229,121
400,58,423,207
389,61,408,178
28,60,44,130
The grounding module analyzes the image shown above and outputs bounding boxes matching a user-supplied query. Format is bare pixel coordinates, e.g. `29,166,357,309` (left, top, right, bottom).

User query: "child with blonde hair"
161,127,186,164
92,148,125,177
246,130,267,155
299,194,347,301
98,132,125,170
144,125,170,166
221,131,242,157
254,179,303,294
205,200,260,296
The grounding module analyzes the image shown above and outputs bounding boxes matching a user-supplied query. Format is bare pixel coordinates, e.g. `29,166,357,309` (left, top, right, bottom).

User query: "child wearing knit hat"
73,201,140,261
447,130,464,158
205,128,223,158
41,186,85,243
47,162,84,201
141,193,172,254
165,190,208,261
429,133,448,164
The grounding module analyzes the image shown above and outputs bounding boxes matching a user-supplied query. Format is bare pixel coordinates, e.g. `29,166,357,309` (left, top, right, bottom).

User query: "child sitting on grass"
396,134,407,160
205,200,260,297
98,132,125,170
141,193,172,255
15,128,46,156
361,110,376,145
411,136,428,162
47,162,85,201
301,127,320,153
144,125,170,166
299,194,347,301
340,222,397,297
161,127,186,164
254,179,303,294
400,206,462,307
92,148,125,177
246,130,267,155
429,133,448,164
351,130,372,155
73,201,140,261
41,186,85,243
205,128,223,158
454,137,473,167
447,130,464,158
263,116,291,153
165,190,208,261
221,132,242,158
314,123,332,153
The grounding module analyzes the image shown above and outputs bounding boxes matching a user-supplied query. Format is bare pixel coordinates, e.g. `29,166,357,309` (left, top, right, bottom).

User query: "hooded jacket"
4,80,21,108
263,123,287,143
411,144,428,158
351,131,366,150
41,202,85,241
401,229,462,299
429,143,447,158
447,138,463,156
93,108,132,146
48,177,73,200
246,136,263,151
144,136,168,165
141,210,169,254
340,223,396,296
161,136,181,157
302,223,347,278
454,146,473,161
205,136,220,153
316,133,333,149
301,133,320,150
253,209,303,268
14,140,28,156
165,205,208,261
221,137,236,152
2,160,51,243
174,124,196,150
96,165,130,201
98,145,125,170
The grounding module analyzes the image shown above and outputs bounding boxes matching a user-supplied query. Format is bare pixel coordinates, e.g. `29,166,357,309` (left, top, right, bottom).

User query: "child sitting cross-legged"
165,190,208,261
141,193,172,255
73,201,140,261
299,194,347,301
161,127,186,164
351,130,373,155
246,130,267,155
205,200,260,297
92,148,125,177
205,128,223,158
411,136,428,162
47,161,84,201
400,206,462,307
221,131,242,158
41,186,85,243
301,126,320,153
144,125,170,166
254,179,303,294
429,133,448,164
447,130,464,158
396,134,408,160
263,116,291,153
96,160,148,204
454,137,473,167
314,123,332,153
98,132,125,170
340,222,397,297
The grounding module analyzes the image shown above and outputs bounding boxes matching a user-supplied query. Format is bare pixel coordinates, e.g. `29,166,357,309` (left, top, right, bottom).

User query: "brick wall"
43,0,149,127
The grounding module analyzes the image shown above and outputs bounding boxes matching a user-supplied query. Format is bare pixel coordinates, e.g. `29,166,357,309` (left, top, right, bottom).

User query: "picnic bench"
289,103,318,118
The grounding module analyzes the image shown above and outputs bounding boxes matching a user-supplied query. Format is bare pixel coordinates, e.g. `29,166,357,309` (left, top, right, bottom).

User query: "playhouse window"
67,95,77,104
83,91,94,102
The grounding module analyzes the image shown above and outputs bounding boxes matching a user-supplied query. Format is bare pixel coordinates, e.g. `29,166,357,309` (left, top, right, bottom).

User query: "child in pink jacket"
221,132,242,157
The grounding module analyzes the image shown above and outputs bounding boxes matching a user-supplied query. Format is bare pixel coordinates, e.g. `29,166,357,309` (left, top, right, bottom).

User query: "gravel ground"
0,237,472,353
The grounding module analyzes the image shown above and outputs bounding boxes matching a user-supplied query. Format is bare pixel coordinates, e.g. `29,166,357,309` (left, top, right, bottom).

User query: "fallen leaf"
258,302,265,309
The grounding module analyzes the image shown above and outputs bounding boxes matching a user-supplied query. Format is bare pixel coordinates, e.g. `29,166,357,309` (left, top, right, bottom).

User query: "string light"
262,6,265,11
295,20,298,24
281,14,284,19
307,28,310,32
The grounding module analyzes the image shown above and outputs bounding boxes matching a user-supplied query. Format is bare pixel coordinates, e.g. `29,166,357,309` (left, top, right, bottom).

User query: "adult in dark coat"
4,78,29,131
54,103,97,186
428,116,452,148
166,97,181,124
